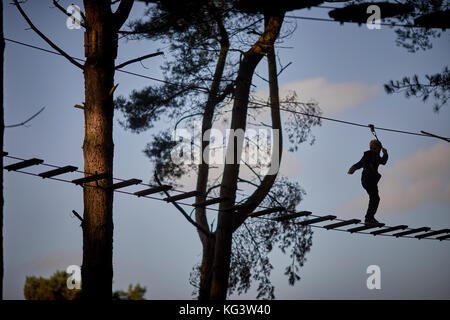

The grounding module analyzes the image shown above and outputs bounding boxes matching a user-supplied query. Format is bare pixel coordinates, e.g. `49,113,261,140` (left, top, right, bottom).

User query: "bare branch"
5,106,45,128
52,0,85,28
13,0,84,69
154,172,213,238
215,83,234,104
113,0,134,30
242,159,262,183
238,177,283,207
205,184,221,196
71,210,84,228
174,112,202,131
277,61,292,76
115,51,164,70
254,71,269,83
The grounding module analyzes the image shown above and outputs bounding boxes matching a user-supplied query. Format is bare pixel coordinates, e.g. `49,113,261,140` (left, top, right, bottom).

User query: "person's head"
369,139,382,153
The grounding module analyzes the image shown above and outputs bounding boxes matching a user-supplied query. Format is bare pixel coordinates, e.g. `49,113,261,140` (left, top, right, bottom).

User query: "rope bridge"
3,152,449,242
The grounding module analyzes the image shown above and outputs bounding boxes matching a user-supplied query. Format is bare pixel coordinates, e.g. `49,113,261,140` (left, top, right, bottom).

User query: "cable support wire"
3,37,449,141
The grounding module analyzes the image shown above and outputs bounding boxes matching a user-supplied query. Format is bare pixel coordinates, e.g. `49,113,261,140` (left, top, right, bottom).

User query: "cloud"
279,78,381,114
340,142,450,216
256,77,381,115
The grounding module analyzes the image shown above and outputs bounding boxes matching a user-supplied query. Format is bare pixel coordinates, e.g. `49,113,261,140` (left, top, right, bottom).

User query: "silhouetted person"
348,139,388,224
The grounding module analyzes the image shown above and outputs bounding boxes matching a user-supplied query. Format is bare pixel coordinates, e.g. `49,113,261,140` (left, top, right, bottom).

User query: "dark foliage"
143,129,197,182
190,177,313,299
232,0,325,14
392,0,448,52
227,177,312,299
384,66,450,111
329,1,449,110
24,270,146,300
328,1,414,24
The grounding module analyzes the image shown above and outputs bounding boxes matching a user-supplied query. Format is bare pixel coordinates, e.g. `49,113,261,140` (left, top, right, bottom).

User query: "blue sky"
2,1,450,299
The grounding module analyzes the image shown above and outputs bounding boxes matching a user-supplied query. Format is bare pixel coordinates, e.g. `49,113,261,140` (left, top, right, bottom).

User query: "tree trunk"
196,11,229,300
198,237,215,300
210,13,285,301
0,0,4,300
196,46,229,299
81,2,116,299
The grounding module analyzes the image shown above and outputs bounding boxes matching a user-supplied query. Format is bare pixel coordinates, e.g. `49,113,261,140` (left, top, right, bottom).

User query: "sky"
2,1,450,299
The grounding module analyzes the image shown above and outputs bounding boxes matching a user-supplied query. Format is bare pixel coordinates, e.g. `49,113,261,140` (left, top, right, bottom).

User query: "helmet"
369,139,382,150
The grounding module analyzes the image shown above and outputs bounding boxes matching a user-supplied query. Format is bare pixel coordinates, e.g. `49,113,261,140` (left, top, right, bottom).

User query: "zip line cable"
3,153,450,242
248,99,446,139
3,37,449,142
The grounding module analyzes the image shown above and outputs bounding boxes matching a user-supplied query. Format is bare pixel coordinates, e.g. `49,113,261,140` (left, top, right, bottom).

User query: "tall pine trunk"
11,0,133,299
81,2,116,299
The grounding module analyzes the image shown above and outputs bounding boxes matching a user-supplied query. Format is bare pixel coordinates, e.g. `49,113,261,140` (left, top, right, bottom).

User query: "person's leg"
362,181,380,221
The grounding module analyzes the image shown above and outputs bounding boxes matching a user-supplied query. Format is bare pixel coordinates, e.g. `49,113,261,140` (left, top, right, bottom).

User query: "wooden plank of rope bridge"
436,234,450,241
38,165,78,178
134,185,172,197
249,206,287,218
370,225,408,236
164,190,202,202
299,215,336,226
71,172,110,185
347,223,385,233
392,227,430,237
415,229,450,239
4,158,43,171
272,211,312,222
193,196,229,208
107,178,142,190
324,219,361,230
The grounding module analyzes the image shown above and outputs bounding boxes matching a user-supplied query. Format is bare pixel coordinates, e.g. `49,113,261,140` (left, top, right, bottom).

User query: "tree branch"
174,112,203,131
238,177,282,207
232,44,283,232
254,71,269,83
52,0,85,28
194,21,231,245
13,0,84,69
215,83,234,104
205,184,221,197
154,172,212,238
115,51,164,70
113,0,134,30
242,159,263,183
277,61,292,76
5,106,45,128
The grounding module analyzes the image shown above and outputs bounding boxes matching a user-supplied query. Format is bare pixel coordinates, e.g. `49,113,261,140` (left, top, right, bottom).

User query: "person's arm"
348,154,365,174
380,148,388,165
